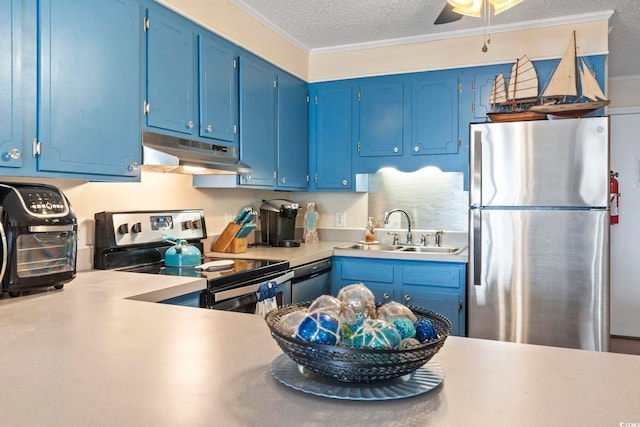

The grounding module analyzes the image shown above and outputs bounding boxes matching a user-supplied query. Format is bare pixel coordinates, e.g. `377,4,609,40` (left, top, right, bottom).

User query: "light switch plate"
336,211,346,227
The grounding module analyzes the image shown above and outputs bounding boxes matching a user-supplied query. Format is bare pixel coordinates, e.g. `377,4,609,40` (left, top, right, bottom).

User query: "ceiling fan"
434,3,463,25
434,0,524,25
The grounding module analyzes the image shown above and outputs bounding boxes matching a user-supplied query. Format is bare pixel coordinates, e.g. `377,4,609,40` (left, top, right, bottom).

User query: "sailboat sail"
580,59,607,101
529,30,610,118
541,32,578,98
506,56,538,103
490,73,507,105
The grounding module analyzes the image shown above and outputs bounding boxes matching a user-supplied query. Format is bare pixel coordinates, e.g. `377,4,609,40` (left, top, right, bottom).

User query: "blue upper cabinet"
145,8,195,135
277,72,308,190
37,0,141,178
410,71,460,156
238,55,277,188
0,0,22,169
308,81,356,191
198,34,238,144
358,77,404,157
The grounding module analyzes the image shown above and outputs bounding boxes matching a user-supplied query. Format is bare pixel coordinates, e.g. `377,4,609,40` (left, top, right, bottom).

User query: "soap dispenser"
365,217,376,243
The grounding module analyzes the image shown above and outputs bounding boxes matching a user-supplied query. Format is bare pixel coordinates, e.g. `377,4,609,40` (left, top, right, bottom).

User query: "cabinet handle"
342,179,348,186
7,149,21,160
393,146,399,153
128,162,140,171
186,120,194,129
413,146,420,153
404,294,412,303
205,124,213,133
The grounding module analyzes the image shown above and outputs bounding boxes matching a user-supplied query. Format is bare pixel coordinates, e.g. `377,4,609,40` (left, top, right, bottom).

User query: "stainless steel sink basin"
399,245,466,254
336,243,466,255
338,243,404,251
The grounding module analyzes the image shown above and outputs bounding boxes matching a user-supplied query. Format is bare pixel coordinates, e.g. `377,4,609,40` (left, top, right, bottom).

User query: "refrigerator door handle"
470,129,482,207
472,209,481,286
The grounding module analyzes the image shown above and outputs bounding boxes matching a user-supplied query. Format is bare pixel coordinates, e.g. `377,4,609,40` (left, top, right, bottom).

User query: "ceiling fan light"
448,0,483,17
488,0,523,15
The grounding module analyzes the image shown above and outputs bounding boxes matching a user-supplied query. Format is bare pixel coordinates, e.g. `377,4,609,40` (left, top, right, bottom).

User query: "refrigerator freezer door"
468,209,609,351
470,118,609,208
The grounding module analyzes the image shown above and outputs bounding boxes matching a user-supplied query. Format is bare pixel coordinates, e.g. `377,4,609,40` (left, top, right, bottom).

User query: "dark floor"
610,336,640,355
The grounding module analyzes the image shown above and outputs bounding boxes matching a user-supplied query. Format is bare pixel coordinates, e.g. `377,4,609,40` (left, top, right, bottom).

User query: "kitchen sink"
336,243,466,255
399,245,466,254
339,243,404,251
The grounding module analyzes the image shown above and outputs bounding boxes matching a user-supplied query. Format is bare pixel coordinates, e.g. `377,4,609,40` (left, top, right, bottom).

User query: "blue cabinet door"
146,8,195,135
239,55,277,188
401,286,462,336
198,34,238,144
277,72,308,190
38,0,141,177
310,82,355,190
0,0,22,168
358,78,404,157
411,71,459,155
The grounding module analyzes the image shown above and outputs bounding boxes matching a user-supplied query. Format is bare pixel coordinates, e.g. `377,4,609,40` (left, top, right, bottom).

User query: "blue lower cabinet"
332,256,466,336
159,291,201,308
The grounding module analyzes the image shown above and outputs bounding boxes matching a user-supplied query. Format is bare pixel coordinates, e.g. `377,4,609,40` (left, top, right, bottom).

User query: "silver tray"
270,354,444,401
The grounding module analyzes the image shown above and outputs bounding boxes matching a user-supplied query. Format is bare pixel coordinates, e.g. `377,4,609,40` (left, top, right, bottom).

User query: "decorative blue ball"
296,311,342,345
392,317,416,340
414,317,438,343
344,319,402,349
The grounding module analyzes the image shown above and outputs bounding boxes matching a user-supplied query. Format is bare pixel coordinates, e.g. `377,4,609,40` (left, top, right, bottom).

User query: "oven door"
200,271,293,313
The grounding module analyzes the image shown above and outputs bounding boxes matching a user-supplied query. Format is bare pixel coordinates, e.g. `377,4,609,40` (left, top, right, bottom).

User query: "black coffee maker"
260,199,300,247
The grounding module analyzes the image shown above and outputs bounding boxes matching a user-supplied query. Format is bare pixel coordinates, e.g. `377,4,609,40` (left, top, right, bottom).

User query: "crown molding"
310,10,613,55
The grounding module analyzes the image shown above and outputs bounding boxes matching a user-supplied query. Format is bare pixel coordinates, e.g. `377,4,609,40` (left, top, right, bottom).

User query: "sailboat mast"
571,30,578,102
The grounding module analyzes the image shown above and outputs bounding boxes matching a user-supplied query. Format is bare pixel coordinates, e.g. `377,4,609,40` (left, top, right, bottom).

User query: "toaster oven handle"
0,221,7,286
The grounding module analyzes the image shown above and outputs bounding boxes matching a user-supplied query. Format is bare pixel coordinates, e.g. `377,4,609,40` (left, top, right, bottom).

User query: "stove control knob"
117,224,129,234
131,222,142,233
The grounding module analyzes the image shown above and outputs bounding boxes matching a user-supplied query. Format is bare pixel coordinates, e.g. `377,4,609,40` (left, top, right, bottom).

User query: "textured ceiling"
230,0,640,78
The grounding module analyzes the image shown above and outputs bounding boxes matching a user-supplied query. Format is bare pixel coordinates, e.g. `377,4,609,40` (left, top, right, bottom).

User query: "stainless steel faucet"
384,209,412,245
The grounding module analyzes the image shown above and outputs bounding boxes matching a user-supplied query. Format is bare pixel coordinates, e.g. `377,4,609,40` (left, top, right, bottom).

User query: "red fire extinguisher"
610,171,620,225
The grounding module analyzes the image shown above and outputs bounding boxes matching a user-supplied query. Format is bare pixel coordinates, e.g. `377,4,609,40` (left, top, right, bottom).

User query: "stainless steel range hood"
141,131,252,175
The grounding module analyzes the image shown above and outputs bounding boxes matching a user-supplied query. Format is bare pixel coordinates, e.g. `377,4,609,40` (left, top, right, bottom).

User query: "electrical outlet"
336,211,346,227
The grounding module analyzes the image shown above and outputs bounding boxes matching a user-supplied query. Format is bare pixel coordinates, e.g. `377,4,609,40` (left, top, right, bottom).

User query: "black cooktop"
120,257,289,289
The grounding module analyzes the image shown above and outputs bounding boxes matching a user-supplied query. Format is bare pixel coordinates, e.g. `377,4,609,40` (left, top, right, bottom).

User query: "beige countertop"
206,240,468,267
1,270,639,426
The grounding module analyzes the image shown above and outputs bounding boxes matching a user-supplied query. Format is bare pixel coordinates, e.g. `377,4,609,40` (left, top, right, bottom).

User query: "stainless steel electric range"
94,209,291,312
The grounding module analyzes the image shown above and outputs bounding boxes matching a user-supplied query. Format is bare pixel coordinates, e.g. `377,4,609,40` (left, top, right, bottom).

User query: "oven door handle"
0,221,7,285
213,271,294,302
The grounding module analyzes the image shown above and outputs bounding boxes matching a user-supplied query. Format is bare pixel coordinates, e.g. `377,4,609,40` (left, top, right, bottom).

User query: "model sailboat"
529,31,610,117
486,55,547,122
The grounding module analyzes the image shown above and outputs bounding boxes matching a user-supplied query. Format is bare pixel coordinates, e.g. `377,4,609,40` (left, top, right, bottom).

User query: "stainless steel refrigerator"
468,117,610,351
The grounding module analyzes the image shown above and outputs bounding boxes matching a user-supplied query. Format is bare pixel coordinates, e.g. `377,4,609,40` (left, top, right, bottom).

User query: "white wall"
609,111,640,338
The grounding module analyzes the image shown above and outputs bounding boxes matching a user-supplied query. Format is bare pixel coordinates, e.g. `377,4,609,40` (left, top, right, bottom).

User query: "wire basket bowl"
265,302,451,383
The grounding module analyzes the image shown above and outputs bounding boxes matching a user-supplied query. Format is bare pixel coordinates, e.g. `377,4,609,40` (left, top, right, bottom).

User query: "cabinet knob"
383,292,391,300
342,179,348,186
280,177,286,184
186,120,194,129
205,124,213,133
404,294,412,303
7,148,21,160
393,146,399,153
413,146,420,153
128,162,140,171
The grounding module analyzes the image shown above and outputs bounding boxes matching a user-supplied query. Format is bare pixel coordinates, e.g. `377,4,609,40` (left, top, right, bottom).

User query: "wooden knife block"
211,222,248,253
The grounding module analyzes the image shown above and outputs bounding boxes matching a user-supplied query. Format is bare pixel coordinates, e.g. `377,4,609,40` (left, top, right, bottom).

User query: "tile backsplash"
366,167,468,231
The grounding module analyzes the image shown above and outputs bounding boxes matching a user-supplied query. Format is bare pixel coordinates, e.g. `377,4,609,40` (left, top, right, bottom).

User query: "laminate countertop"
1,270,639,426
